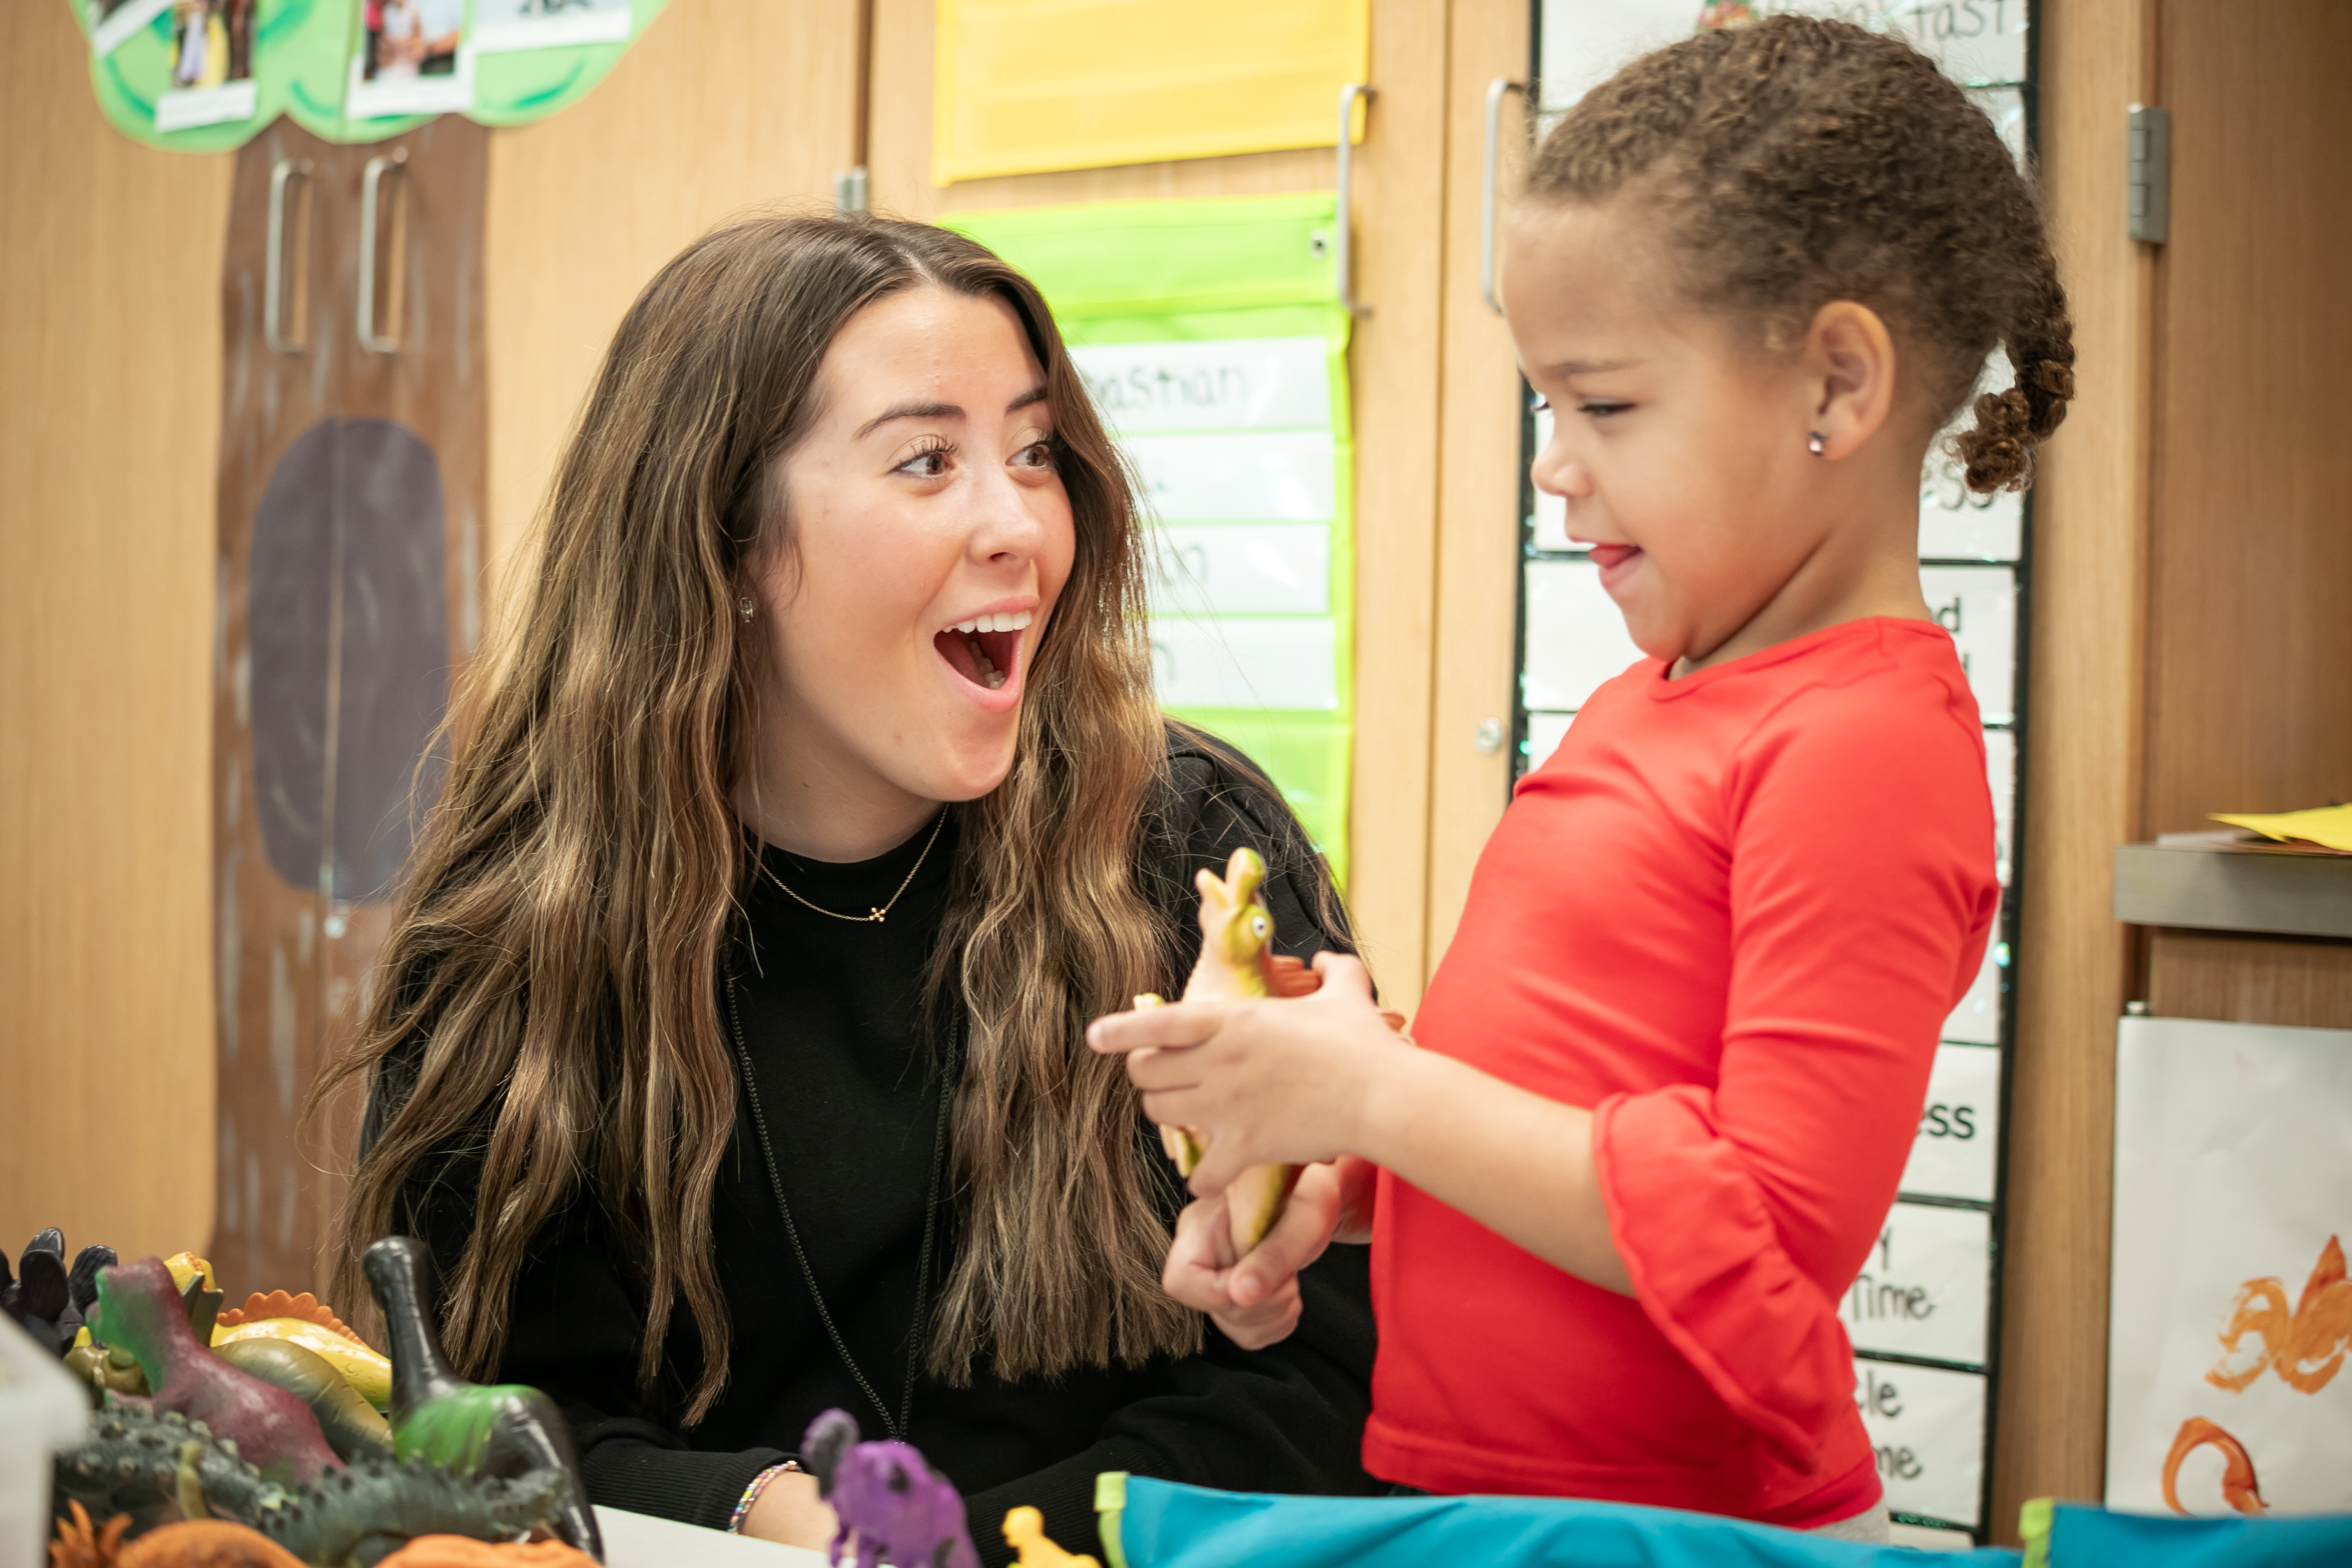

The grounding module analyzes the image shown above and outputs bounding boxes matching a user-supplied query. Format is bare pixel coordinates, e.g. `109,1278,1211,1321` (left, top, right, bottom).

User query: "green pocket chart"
948,197,1357,881
74,0,671,153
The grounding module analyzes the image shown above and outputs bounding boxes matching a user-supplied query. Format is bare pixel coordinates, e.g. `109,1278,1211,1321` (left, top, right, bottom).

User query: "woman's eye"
1011,440,1056,471
1580,400,1631,419
1530,395,1551,413
895,444,954,479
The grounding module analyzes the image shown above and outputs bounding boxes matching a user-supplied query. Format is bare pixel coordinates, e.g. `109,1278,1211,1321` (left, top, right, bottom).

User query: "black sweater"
362,731,1378,1563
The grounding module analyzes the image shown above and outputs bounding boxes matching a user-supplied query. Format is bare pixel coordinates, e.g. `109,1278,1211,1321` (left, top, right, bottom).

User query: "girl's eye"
1579,400,1632,419
1011,440,1056,471
895,441,954,479
1530,396,1551,414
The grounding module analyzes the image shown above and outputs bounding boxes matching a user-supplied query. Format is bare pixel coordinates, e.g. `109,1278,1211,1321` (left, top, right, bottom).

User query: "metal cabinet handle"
1335,83,1375,317
357,148,407,355
1481,78,1527,315
264,158,312,354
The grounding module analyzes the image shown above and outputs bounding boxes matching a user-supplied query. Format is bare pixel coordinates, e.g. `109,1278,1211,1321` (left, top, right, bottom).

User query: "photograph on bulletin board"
473,0,634,54
153,0,258,132
347,0,472,119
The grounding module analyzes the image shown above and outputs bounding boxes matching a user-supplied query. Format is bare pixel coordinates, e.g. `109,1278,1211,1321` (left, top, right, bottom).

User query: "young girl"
1091,15,2069,1539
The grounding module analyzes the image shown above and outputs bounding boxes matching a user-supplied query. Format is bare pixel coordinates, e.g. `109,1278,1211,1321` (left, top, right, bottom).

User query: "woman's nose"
967,465,1049,566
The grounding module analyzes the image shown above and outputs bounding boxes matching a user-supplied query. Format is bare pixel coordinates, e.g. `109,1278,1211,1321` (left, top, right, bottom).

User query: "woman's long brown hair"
316,214,1196,1422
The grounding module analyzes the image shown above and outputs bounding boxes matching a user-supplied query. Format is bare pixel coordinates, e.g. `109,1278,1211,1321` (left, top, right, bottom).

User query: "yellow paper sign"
934,0,1372,184
2211,804,2352,853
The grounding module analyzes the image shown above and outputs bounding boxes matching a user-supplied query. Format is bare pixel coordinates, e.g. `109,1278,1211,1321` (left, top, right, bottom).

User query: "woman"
321,215,1376,1563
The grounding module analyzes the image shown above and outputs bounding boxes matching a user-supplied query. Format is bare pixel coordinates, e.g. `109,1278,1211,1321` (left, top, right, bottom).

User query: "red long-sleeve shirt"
1364,617,1998,1527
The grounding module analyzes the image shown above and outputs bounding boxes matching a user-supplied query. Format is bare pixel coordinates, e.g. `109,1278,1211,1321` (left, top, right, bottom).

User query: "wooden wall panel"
0,1,229,1264
865,0,1452,1009
1992,0,2158,1534
2146,930,2352,1031
2138,0,2352,835
1423,0,1528,979
482,0,864,600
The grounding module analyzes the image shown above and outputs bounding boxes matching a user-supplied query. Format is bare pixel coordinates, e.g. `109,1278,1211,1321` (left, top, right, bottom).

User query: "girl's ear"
1803,301,1898,461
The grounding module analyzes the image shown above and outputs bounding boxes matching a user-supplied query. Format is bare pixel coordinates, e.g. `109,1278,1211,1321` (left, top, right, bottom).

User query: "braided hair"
1526,14,2072,491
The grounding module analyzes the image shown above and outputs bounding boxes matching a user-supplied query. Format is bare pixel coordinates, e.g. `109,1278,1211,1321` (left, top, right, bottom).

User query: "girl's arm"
1090,955,1633,1298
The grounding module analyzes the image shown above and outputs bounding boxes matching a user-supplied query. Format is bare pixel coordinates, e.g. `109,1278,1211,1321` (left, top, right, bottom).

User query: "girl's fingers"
1088,1000,1223,1054
1308,950,1376,1000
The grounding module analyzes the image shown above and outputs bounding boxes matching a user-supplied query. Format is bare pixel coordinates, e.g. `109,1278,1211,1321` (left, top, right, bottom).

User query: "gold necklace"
755,807,947,924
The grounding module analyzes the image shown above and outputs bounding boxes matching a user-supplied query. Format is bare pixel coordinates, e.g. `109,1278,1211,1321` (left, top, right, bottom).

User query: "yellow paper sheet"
2211,804,2352,853
934,0,1372,184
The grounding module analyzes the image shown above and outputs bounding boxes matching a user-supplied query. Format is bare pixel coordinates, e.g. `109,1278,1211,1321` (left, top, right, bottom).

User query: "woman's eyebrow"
855,386,1049,440
857,400,962,440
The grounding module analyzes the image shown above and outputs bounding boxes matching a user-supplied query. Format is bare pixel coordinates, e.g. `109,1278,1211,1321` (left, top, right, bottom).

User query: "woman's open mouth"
934,609,1031,692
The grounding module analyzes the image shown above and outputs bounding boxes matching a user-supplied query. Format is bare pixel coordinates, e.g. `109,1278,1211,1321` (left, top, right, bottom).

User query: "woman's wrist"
729,1459,802,1534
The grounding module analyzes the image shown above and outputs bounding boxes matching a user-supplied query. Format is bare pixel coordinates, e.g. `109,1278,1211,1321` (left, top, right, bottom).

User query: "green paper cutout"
949,197,1357,881
72,0,671,153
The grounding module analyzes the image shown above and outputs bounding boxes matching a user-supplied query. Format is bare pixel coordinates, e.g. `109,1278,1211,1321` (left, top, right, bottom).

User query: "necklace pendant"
870,909,887,923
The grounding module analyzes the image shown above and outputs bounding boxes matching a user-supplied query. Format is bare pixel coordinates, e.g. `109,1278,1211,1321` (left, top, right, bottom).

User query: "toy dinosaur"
258,1457,573,1568
361,1239,600,1561
801,1409,977,1568
211,1318,393,1414
6,1229,115,1356
999,1507,1097,1568
1136,846,1409,1256
52,1406,286,1538
373,1539,597,1568
213,1338,395,1462
67,1336,153,1397
89,1257,341,1488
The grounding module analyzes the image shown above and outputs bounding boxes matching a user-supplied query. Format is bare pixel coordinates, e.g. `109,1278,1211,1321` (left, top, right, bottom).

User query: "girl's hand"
1163,1158,1376,1350
1088,953,1411,1192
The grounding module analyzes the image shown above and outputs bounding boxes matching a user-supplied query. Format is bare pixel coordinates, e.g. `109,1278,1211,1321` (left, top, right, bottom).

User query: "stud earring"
737,596,756,624
1807,431,1827,456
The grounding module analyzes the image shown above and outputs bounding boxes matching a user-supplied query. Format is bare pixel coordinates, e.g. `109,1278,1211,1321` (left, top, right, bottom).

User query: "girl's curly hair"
1528,14,2071,491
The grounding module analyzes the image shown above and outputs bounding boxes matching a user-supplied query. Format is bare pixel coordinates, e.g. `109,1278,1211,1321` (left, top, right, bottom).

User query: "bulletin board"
932,0,1371,183
950,196,1358,880
74,0,669,153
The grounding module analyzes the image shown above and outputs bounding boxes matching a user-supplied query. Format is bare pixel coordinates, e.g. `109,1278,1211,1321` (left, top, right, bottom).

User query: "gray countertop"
2113,841,2352,939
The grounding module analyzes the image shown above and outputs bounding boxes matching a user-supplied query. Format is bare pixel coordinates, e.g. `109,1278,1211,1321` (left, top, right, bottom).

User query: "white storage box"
0,1315,88,1568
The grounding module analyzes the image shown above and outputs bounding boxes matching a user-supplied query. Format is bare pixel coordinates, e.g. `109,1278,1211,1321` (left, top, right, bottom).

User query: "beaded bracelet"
728,1458,803,1534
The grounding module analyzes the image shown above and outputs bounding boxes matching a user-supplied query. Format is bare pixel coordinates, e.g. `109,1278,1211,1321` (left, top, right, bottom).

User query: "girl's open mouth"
935,609,1030,692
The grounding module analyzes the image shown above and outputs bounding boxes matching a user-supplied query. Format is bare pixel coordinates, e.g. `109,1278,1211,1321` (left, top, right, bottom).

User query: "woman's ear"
1804,300,1898,461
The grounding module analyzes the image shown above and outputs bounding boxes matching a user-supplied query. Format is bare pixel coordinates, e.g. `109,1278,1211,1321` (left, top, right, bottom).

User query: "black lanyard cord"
722,972,958,1443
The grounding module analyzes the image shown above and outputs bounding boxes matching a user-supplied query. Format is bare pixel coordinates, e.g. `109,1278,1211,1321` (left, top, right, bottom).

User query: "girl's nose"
1531,447,1594,501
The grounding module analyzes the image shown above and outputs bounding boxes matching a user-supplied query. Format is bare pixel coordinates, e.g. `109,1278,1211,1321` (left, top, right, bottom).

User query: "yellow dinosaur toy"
1133,846,1323,1256
1000,1506,1099,1568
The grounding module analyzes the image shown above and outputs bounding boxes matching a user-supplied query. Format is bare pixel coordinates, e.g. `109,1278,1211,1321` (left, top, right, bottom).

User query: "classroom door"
211,115,486,1301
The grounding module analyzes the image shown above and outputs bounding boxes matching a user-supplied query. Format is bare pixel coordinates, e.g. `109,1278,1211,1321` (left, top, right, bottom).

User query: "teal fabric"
2047,1500,2352,1567
1099,1478,2352,1568
1102,1476,2022,1567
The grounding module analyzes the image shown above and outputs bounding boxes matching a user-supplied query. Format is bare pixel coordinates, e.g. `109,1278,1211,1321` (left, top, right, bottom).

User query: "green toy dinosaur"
361,1237,601,1560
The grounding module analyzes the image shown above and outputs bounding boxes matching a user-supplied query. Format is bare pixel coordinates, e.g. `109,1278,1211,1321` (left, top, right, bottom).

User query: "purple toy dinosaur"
802,1409,979,1568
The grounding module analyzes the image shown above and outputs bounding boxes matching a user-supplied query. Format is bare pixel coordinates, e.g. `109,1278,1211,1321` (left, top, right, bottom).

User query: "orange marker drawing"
2161,1416,2267,1516
2208,1233,2352,1395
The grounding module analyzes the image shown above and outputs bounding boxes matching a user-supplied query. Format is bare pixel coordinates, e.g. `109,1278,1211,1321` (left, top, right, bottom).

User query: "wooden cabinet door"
213,116,486,1299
